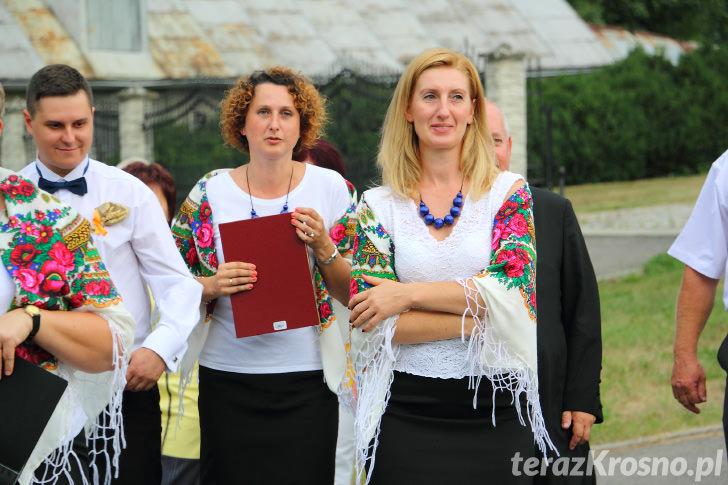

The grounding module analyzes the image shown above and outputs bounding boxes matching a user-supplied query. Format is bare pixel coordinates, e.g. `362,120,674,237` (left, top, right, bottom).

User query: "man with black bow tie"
20,64,203,485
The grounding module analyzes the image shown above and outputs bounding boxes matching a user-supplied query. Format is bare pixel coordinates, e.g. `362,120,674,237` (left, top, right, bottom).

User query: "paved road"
577,202,689,280
595,428,727,484
584,233,677,280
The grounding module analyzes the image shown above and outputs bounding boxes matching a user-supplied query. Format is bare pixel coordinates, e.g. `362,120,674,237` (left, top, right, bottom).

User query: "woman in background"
120,159,200,485
118,159,176,225
295,138,347,177
295,139,356,485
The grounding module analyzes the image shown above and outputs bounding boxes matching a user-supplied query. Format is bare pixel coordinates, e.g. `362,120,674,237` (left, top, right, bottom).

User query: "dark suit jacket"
531,187,603,485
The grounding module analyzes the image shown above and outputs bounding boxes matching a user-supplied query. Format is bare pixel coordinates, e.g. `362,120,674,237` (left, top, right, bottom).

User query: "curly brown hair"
220,66,326,154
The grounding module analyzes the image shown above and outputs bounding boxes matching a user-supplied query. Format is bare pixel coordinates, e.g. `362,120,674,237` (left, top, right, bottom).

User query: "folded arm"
0,308,113,377
349,179,530,342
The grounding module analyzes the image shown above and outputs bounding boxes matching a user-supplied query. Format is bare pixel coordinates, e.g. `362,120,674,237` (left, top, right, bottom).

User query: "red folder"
218,213,320,338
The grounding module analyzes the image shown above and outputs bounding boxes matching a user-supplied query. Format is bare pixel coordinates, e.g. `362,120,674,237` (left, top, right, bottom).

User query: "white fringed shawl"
0,168,135,485
343,172,555,483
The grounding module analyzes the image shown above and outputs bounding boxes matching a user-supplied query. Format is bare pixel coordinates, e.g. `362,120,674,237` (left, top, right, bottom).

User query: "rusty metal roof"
1,0,91,79
589,24,698,66
0,0,680,84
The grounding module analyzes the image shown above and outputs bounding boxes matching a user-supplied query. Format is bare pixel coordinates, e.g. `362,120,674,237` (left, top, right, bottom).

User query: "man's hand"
562,410,596,450
671,352,707,414
671,266,717,414
125,347,166,391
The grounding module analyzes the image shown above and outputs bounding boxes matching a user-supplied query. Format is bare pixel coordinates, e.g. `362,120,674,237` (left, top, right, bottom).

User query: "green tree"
154,120,247,210
676,44,728,168
529,45,728,185
318,71,396,191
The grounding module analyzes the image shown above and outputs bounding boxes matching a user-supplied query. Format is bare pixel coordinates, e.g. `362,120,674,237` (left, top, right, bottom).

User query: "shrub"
528,46,728,185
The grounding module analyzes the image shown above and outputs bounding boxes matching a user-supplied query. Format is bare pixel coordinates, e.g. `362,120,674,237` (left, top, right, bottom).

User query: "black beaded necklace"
418,179,464,229
245,164,294,219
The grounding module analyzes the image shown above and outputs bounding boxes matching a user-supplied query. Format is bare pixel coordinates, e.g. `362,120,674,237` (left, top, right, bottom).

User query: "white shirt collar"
35,156,90,182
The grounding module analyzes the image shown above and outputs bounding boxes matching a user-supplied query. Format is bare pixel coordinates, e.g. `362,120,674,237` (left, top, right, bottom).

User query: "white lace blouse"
365,172,518,378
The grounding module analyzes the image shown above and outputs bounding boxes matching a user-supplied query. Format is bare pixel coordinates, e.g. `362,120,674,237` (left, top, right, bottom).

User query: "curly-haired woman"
172,67,356,484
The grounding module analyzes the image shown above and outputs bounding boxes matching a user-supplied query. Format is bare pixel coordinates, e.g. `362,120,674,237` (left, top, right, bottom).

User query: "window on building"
86,0,144,51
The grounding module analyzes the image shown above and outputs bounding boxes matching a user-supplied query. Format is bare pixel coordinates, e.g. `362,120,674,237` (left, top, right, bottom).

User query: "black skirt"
198,367,338,485
368,371,535,485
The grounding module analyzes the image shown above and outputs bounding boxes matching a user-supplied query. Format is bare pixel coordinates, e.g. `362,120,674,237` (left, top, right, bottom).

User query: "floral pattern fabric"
172,170,357,328
478,186,537,319
351,186,535,307
346,180,553,483
0,172,123,368
171,169,357,391
0,168,134,485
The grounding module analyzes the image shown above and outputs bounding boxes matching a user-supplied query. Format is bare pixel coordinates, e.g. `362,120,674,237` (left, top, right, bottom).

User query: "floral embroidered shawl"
0,168,135,485
171,169,357,391
344,175,555,482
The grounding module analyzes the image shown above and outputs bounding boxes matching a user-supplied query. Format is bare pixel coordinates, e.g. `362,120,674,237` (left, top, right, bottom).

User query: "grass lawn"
590,254,727,445
560,173,708,214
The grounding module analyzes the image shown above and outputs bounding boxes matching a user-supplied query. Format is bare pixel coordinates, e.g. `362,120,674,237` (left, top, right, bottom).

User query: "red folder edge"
218,213,320,338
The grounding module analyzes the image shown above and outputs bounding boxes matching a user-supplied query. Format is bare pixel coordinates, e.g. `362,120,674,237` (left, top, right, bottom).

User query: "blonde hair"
377,48,498,199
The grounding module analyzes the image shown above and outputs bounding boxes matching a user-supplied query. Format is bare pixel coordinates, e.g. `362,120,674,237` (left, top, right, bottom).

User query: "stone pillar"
1,96,31,171
485,45,527,178
118,85,149,163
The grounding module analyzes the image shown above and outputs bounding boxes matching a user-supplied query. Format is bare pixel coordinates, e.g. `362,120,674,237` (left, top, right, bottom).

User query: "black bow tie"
38,176,88,196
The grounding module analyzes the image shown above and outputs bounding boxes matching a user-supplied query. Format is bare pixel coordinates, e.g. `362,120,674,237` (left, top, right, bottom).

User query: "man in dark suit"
486,100,603,483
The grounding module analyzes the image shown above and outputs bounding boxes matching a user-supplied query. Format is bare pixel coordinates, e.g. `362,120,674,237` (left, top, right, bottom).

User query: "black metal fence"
27,67,523,212
140,71,401,210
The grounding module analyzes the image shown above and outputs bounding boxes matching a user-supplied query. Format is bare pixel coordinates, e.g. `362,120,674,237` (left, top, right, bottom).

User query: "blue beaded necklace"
418,180,464,229
246,164,294,218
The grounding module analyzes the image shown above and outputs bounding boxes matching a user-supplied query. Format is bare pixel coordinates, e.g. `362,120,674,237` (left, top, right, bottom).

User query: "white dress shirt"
668,149,728,310
21,158,202,371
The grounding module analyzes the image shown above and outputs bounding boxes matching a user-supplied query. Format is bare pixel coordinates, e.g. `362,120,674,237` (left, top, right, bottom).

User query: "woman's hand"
291,207,352,305
348,274,414,332
198,261,257,302
0,308,34,377
291,207,336,261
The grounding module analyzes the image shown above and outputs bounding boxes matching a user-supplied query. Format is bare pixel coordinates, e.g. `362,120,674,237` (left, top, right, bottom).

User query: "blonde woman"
345,48,554,484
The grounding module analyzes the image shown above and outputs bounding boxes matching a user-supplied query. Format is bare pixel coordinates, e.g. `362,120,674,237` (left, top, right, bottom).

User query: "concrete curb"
593,425,724,452
581,230,680,238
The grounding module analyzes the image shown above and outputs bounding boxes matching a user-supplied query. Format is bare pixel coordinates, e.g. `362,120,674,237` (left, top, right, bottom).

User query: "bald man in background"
486,100,603,484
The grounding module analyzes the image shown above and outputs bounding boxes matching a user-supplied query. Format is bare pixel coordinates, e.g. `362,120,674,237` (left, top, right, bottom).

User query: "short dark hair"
121,160,177,225
26,64,93,117
294,139,346,177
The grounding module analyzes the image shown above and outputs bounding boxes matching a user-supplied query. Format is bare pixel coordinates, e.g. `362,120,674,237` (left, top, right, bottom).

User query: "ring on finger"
309,231,315,238
230,278,233,286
